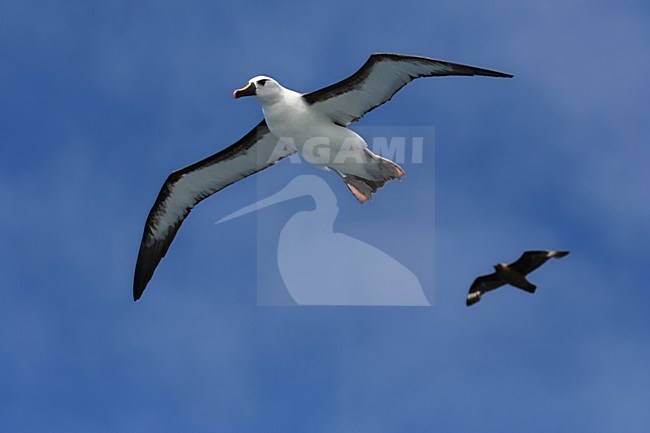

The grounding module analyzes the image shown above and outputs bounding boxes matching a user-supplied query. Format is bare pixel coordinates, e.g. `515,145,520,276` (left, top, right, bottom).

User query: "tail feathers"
376,156,405,180
367,153,405,181
343,156,405,204
518,283,537,294
466,291,482,307
550,251,570,259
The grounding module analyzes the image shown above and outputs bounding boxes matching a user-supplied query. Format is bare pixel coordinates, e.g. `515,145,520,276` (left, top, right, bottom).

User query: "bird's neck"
258,86,299,108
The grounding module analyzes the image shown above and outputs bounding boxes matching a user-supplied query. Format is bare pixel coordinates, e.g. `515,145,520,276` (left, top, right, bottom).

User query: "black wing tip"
486,71,513,78
133,250,153,302
465,292,481,307
369,53,514,78
464,67,513,78
133,277,147,302
133,249,157,302
133,256,156,302
466,291,482,307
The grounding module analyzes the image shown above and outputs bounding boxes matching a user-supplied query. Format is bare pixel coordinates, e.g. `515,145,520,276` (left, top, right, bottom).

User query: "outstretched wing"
467,273,505,306
302,53,512,126
134,120,294,301
469,273,505,295
509,250,569,276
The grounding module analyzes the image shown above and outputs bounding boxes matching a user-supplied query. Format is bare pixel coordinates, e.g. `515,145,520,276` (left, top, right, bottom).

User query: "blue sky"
1,0,649,431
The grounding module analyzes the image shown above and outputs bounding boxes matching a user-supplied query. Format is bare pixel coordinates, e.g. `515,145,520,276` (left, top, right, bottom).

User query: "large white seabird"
134,53,512,300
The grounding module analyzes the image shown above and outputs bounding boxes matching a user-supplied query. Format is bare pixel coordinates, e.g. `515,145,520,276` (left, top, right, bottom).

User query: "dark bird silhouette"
466,251,569,306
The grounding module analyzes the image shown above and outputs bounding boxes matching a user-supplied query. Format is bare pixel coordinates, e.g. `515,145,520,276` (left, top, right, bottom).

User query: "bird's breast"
498,268,528,287
263,99,364,164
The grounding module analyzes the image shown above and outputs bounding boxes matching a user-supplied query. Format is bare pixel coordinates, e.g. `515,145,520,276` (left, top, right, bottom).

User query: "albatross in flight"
466,251,569,306
134,53,512,301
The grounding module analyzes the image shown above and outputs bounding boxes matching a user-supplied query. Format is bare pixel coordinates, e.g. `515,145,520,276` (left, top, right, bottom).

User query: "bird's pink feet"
345,183,371,204
392,165,405,179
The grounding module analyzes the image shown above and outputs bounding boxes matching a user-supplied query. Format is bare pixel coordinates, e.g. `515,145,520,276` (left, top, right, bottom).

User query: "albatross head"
233,76,283,102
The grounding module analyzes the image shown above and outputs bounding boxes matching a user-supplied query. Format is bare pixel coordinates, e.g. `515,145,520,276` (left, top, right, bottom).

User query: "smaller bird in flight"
466,251,569,306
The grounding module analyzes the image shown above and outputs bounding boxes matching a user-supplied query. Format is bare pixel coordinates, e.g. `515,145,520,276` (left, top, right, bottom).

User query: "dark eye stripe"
257,79,268,86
